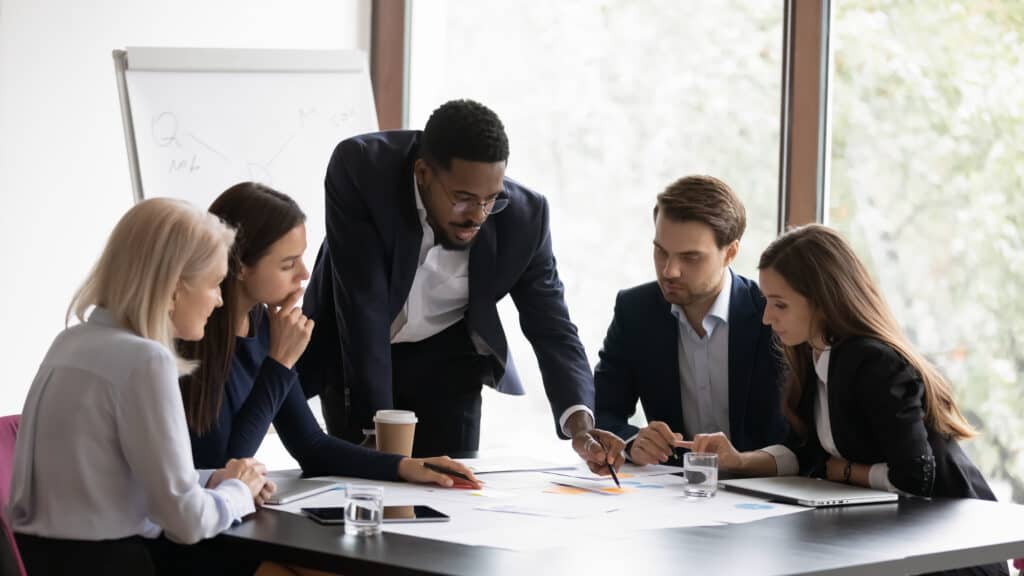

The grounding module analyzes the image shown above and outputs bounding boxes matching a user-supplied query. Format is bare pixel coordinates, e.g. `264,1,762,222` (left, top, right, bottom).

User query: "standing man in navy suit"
300,99,623,472
595,175,787,465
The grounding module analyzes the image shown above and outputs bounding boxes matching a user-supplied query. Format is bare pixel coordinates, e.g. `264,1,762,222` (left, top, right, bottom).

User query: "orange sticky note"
599,487,635,495
544,485,589,495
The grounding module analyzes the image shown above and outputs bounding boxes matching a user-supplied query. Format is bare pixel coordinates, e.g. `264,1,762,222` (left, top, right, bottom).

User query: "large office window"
409,1,784,452
829,1,1024,501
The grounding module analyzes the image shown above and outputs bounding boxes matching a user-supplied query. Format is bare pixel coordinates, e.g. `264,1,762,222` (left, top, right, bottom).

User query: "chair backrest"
0,518,24,576
0,414,24,576
0,415,19,508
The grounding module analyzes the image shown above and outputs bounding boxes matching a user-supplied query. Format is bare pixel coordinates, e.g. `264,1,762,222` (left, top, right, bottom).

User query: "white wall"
0,0,371,416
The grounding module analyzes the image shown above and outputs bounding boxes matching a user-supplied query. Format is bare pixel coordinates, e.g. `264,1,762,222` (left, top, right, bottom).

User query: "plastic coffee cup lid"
373,410,418,424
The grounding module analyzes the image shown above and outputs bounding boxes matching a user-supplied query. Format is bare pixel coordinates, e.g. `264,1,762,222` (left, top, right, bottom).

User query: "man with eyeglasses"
300,99,623,473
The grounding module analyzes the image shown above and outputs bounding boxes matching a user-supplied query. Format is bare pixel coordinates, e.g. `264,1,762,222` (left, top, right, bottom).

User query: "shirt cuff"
197,469,216,489
868,463,898,492
559,405,594,437
210,478,256,522
621,433,640,463
759,444,799,476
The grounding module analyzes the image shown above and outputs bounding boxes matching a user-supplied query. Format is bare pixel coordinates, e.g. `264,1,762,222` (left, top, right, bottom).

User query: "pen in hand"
597,438,621,488
422,462,482,488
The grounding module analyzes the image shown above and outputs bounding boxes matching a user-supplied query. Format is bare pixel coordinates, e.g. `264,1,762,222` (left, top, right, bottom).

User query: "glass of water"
683,452,719,498
344,485,384,536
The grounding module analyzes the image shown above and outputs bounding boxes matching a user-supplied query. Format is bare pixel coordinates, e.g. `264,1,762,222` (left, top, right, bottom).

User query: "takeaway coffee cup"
373,410,417,456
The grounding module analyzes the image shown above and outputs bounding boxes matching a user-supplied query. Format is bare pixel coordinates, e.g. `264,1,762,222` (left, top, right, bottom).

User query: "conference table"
219,467,1024,575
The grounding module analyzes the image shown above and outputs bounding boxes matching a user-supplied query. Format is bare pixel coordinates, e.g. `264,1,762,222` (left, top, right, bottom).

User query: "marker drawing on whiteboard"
188,132,229,163
329,110,354,128
267,132,297,168
169,154,200,174
152,112,181,148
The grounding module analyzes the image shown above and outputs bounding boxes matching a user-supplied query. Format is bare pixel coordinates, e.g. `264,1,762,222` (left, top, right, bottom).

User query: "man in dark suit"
300,99,623,471
595,175,787,465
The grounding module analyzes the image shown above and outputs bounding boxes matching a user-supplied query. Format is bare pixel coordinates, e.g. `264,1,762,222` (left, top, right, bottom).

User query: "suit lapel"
826,343,851,459
652,293,685,431
727,274,757,447
389,167,423,321
467,222,505,364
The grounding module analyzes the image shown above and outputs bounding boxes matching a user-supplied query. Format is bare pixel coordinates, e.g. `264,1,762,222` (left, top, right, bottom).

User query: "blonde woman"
681,224,1004,576
8,198,271,575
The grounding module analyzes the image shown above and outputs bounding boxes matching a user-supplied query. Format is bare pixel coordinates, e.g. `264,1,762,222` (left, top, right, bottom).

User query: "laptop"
263,477,343,505
719,476,898,507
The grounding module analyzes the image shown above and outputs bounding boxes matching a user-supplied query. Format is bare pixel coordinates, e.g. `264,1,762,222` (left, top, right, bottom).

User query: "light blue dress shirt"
670,269,732,440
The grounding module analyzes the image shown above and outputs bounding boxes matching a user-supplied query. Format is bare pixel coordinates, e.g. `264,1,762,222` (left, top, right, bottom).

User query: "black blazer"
787,336,995,500
299,130,593,439
594,275,788,452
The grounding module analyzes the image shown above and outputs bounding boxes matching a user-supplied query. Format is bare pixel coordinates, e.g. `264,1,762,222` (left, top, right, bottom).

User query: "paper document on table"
474,502,619,519
262,471,813,552
548,478,631,495
456,456,575,474
543,462,682,481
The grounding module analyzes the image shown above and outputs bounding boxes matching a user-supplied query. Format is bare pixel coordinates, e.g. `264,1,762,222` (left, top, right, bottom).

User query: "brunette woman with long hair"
682,224,1003,576
178,182,479,488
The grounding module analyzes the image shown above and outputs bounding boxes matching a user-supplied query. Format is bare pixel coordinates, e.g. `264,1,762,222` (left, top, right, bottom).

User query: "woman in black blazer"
682,224,1004,576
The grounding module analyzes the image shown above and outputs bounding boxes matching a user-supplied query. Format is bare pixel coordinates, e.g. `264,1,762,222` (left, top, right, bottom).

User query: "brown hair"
177,182,306,435
758,224,975,440
654,175,747,248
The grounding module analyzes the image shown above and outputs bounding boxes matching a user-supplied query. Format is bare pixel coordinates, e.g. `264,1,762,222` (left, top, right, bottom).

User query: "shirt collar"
813,347,832,383
412,171,437,247
87,306,117,327
707,268,733,324
670,268,733,330
412,173,428,219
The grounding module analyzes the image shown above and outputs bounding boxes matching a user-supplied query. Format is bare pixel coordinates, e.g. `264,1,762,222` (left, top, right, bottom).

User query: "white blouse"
8,308,254,543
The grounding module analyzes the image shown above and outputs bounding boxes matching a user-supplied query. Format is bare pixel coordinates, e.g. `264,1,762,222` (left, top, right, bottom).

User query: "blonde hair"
758,224,976,440
68,197,236,374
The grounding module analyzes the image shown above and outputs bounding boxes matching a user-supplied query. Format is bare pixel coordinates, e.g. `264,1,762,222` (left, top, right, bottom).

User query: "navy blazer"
594,274,787,452
300,130,593,440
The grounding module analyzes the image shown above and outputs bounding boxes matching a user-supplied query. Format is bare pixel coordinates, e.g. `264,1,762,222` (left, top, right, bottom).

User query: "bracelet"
842,461,852,483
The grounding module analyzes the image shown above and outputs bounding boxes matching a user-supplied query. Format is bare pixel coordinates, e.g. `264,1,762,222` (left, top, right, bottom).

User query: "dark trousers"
15,532,158,576
390,320,492,457
14,532,257,576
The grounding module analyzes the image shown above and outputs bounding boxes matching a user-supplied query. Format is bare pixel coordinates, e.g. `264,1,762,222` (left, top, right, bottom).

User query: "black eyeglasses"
428,167,510,216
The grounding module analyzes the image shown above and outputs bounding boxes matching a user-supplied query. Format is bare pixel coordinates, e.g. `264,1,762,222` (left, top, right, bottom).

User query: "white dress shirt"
671,269,732,441
390,176,470,343
8,308,254,544
760,348,897,491
388,176,591,436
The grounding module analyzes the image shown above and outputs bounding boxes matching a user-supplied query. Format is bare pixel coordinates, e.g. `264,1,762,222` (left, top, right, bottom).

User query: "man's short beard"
428,218,477,251
661,283,717,308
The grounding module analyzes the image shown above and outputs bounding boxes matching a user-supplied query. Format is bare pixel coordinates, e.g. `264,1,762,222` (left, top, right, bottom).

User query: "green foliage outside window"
830,0,1024,501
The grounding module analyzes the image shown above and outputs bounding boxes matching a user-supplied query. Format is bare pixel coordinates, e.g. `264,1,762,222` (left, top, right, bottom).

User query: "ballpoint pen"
598,438,621,488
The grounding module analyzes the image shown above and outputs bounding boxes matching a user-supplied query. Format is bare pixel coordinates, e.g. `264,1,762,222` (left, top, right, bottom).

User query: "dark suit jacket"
786,336,995,500
299,130,593,440
594,275,788,452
